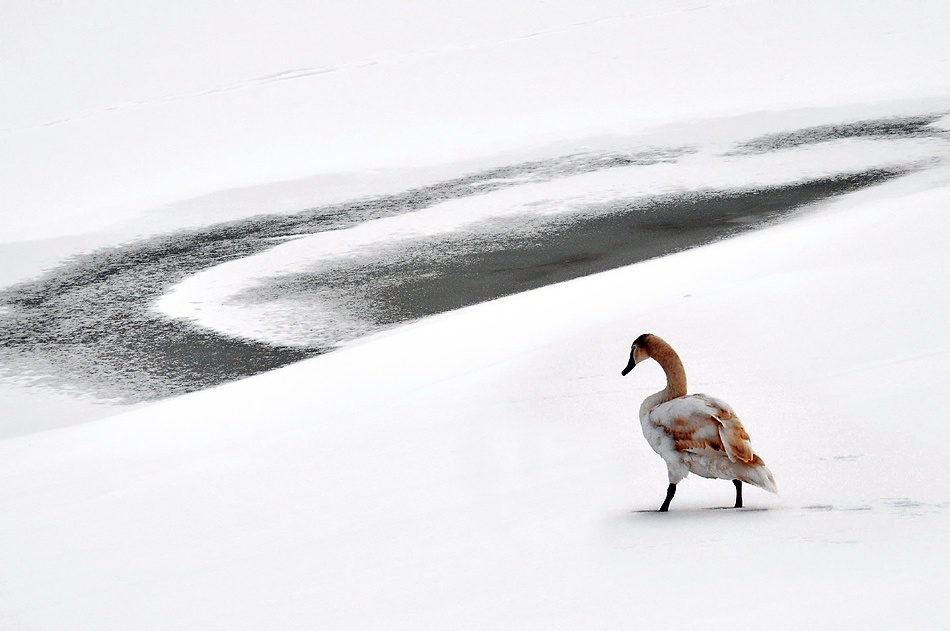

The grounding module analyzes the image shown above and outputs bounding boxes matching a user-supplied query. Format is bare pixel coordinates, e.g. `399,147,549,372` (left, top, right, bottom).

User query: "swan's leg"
733,479,743,509
659,483,677,512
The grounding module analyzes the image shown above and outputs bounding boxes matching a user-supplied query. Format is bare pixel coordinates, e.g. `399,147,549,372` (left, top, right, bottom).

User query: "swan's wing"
648,395,755,464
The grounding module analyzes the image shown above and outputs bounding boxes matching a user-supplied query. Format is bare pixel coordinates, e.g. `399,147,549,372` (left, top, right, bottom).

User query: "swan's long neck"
650,338,687,402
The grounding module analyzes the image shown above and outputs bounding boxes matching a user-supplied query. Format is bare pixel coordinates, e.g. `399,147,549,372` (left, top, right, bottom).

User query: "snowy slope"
3,0,950,628
3,163,949,629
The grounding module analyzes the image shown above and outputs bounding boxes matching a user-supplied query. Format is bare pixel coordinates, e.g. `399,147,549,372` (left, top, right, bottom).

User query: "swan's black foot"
733,479,743,509
659,483,676,512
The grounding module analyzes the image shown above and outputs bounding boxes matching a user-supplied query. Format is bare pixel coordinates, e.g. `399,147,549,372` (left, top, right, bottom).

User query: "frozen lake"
3,1,950,628
2,114,945,406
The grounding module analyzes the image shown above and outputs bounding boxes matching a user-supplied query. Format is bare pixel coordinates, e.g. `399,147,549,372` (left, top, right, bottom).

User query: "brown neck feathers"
645,335,687,400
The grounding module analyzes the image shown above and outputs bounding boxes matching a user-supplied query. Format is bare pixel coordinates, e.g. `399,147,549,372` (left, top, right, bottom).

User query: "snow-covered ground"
4,0,949,243
3,0,950,628
3,163,949,628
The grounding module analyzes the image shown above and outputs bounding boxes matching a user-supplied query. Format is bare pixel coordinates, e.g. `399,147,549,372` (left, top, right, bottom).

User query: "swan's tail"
740,455,778,494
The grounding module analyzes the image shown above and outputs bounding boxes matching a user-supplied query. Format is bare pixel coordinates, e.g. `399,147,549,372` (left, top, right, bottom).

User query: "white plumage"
623,334,777,511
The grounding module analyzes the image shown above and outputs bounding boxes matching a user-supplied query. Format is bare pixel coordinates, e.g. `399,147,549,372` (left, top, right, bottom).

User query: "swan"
621,333,777,511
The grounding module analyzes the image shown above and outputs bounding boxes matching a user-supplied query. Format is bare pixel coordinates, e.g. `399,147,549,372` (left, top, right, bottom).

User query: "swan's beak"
621,354,636,376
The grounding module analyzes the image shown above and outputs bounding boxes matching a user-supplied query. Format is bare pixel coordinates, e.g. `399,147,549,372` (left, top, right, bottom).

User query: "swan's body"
640,391,777,492
622,333,776,511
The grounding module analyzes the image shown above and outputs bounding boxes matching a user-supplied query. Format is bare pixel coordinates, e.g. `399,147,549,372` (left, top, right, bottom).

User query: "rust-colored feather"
653,395,756,465
715,415,755,464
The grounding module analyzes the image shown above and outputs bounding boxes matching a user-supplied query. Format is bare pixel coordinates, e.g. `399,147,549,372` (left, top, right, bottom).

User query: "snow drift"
2,0,950,628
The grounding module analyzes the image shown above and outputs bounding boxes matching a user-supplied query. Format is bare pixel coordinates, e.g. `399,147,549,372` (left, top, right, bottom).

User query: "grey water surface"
0,114,945,404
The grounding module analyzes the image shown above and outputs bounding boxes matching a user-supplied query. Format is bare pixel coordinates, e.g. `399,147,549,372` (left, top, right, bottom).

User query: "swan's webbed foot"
659,483,676,512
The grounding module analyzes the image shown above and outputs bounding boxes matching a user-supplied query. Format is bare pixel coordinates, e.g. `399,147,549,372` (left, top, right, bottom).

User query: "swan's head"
621,333,653,376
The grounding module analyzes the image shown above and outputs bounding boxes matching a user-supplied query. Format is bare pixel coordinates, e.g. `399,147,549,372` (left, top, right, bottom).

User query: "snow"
3,0,950,242
3,0,950,628
155,133,948,348
4,166,950,628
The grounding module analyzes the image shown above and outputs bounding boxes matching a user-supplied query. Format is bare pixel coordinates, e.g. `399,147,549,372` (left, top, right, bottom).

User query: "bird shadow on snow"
598,505,780,538
622,499,950,519
628,506,772,516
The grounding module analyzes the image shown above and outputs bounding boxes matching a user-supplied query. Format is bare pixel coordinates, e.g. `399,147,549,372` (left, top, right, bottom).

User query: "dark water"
258,170,906,325
0,113,943,403
729,112,946,154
